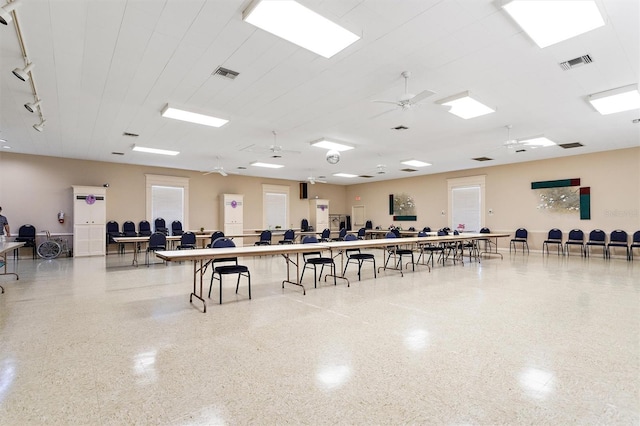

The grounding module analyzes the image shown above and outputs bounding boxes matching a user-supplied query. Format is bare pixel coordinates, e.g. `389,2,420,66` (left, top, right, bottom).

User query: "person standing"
0,206,10,243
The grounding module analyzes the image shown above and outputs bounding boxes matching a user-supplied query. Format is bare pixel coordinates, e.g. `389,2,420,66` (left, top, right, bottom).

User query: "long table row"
154,233,510,313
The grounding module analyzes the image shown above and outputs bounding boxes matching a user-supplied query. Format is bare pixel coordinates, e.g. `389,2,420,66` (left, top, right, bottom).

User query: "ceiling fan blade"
372,100,401,106
408,89,436,105
218,169,228,177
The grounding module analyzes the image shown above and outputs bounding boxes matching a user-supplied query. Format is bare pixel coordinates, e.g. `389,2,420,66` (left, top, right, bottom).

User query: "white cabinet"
73,186,106,256
221,194,244,246
309,199,329,232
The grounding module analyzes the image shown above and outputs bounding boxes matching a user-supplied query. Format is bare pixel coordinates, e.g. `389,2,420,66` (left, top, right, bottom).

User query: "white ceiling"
1,0,638,184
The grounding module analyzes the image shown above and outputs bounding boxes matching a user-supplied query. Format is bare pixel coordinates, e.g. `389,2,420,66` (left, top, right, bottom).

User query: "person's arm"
4,223,9,237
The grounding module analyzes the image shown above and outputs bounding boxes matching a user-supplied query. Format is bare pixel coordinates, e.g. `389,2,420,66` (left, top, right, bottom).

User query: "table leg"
190,259,207,313
282,252,306,295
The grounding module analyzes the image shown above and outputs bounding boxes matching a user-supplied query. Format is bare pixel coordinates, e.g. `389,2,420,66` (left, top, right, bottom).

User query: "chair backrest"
344,234,357,241
122,221,137,236
211,237,238,264
589,229,605,242
284,229,295,240
155,218,167,234
633,231,640,244
408,227,416,231
180,231,196,245
515,228,528,239
18,224,36,238
438,228,448,236
480,227,490,234
321,228,330,239
357,228,366,237
212,237,236,248
422,227,431,232
209,231,225,247
171,220,183,235
338,228,347,238
609,230,627,243
301,219,309,231
259,230,272,242
418,231,427,237
148,232,166,249
567,229,584,242
391,228,400,237
365,220,373,229
106,221,120,235
385,232,397,239
139,220,152,236
548,228,562,240
302,236,318,244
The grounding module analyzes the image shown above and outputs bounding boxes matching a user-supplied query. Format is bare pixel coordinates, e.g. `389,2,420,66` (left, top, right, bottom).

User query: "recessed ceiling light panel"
518,136,556,147
502,0,605,48
401,159,431,167
436,91,495,119
132,145,179,156
332,173,357,178
243,0,360,58
161,104,228,127
588,85,640,115
250,161,284,169
310,138,355,151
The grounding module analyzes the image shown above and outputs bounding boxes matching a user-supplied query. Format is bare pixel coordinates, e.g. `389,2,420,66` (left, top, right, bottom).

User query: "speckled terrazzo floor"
0,248,638,425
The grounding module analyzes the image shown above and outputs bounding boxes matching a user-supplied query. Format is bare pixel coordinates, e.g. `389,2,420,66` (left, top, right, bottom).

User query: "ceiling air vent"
111,152,125,156
633,118,640,124
559,142,584,149
392,125,409,130
123,132,139,137
472,157,493,162
400,168,417,172
213,66,240,80
559,54,593,70
358,175,374,178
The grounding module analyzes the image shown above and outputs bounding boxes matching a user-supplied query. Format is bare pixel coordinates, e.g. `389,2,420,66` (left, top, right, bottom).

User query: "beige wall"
1,147,638,250
345,147,640,249
0,153,347,235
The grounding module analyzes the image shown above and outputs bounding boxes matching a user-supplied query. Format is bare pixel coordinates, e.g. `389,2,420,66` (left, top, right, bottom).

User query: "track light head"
0,0,21,26
12,62,33,81
24,99,41,113
33,118,46,132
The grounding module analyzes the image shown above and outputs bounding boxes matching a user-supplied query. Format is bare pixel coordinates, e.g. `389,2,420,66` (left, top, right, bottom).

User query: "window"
262,184,289,229
447,175,485,232
145,174,189,229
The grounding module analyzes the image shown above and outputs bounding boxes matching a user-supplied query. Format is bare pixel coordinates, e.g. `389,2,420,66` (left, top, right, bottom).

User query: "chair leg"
220,274,223,304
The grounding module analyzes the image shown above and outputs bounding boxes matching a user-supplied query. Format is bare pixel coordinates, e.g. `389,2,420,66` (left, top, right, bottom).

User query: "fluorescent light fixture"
502,0,605,48
243,0,360,59
132,145,179,156
436,91,495,119
588,85,640,115
332,173,357,178
161,104,228,128
518,136,556,147
310,138,354,152
401,159,431,167
250,161,284,169
2,145,10,149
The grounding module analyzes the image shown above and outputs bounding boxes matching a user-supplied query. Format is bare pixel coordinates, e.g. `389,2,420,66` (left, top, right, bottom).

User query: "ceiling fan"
488,125,557,156
203,156,228,176
306,174,327,184
240,131,301,158
373,71,436,111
